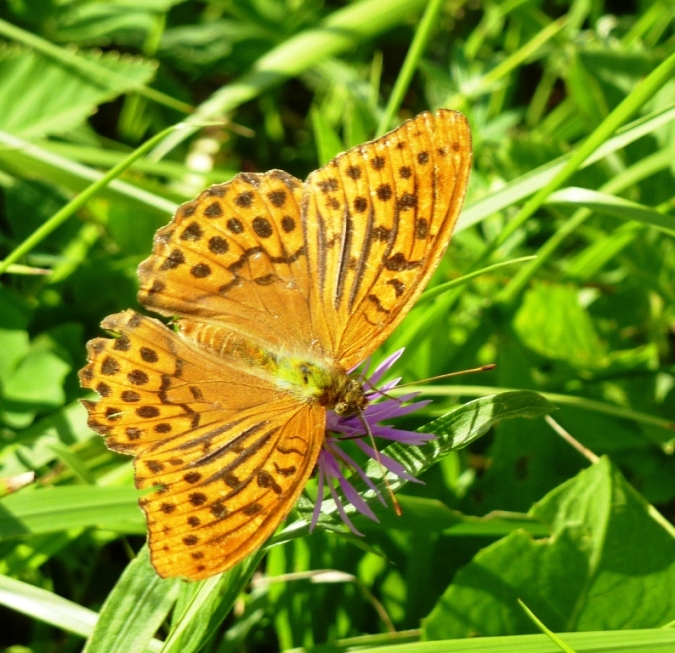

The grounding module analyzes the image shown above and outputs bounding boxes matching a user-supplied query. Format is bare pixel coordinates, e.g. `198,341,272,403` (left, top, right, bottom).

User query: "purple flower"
310,349,434,535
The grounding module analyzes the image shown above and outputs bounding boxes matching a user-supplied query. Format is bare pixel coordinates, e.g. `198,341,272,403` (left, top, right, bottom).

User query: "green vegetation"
0,0,674,651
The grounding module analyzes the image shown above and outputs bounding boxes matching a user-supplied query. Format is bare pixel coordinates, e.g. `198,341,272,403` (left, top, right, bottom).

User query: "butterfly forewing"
137,171,332,359
304,109,472,368
80,310,324,579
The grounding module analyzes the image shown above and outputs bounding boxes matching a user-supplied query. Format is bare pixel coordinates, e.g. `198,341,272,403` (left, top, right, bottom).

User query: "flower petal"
328,481,363,535
310,454,328,532
355,440,422,483
338,476,379,522
328,440,386,506
368,349,405,386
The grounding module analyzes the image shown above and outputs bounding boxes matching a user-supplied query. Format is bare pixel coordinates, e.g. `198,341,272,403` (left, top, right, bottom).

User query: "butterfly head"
332,378,368,418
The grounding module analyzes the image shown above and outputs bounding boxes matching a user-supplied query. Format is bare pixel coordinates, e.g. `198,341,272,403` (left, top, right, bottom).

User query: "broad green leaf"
422,458,675,639
0,289,30,380
519,599,580,653
0,44,157,139
513,283,607,369
1,338,71,428
0,400,93,477
295,391,556,531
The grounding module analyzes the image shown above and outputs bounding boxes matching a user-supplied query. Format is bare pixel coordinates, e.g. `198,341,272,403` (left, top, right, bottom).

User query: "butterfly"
79,109,472,580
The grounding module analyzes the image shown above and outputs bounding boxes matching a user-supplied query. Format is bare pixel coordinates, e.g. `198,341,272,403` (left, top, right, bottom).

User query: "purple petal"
368,349,405,385
328,481,363,535
370,426,435,445
364,398,429,421
366,377,402,399
338,476,379,522
390,392,426,405
310,455,328,532
328,441,386,506
322,447,344,478
349,356,370,376
355,440,421,483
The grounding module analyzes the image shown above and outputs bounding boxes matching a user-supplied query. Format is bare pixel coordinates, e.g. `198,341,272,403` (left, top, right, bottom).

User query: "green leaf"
519,599,579,653
0,486,145,539
297,391,556,530
311,106,343,165
150,0,430,158
0,573,97,639
0,400,93,478
362,494,550,537
161,548,267,653
84,545,179,653
0,44,157,139
547,187,675,234
457,102,675,232
422,458,675,639
0,289,30,381
0,130,177,226
288,628,675,652
513,283,607,369
1,336,71,428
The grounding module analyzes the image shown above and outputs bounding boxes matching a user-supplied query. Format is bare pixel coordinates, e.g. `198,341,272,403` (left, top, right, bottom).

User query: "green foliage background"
0,0,674,651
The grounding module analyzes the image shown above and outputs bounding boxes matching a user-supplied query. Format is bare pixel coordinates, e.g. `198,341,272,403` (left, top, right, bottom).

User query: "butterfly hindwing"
80,310,325,579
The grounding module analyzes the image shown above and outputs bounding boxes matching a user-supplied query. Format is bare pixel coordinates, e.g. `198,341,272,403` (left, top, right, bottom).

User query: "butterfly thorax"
181,320,368,416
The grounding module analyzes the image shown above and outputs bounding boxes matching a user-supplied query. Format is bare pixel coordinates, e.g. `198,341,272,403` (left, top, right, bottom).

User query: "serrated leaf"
0,44,157,139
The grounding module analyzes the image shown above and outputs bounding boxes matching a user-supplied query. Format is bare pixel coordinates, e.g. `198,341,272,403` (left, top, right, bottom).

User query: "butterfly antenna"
356,407,402,517
360,372,401,404
394,364,496,390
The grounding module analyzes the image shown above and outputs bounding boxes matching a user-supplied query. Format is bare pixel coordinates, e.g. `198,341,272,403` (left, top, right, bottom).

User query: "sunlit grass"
0,1,673,652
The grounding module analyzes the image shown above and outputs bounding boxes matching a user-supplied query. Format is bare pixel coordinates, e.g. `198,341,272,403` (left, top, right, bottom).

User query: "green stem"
376,0,447,137
417,256,536,303
492,48,675,257
150,0,428,160
0,125,182,276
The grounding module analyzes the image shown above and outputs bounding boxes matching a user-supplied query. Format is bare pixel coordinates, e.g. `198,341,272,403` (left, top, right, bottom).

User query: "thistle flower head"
311,349,434,534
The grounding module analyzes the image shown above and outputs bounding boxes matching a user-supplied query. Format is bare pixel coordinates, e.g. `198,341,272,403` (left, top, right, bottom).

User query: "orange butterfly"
80,110,472,580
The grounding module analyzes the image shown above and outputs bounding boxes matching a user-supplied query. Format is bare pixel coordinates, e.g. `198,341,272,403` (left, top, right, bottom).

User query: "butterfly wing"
302,109,472,369
80,310,324,579
137,170,333,360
